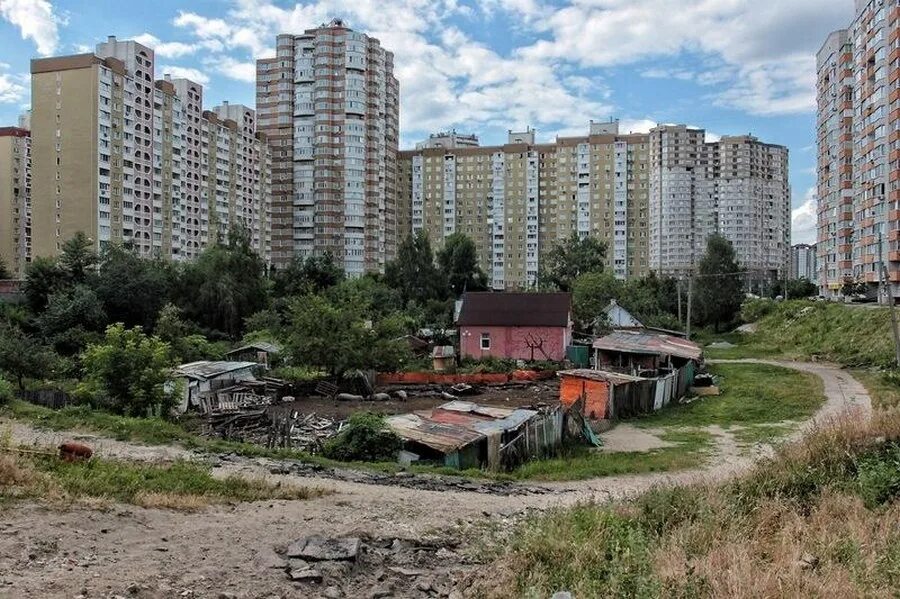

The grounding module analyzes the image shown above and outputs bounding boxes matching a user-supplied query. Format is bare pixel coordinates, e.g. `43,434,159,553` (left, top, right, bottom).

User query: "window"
480,333,491,351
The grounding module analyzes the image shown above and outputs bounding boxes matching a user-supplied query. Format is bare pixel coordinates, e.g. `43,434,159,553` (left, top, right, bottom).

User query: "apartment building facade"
817,0,900,299
397,121,652,289
0,126,31,277
256,18,399,275
649,125,791,279
790,243,818,281
30,37,272,263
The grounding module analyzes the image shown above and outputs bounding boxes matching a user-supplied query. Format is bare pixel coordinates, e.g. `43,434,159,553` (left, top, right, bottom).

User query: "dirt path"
0,361,872,598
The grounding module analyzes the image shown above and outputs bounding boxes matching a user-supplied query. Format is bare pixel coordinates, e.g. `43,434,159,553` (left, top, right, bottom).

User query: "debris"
397,450,420,467
323,586,343,598
441,391,458,401
289,567,323,582
287,536,361,562
450,383,478,396
798,553,819,570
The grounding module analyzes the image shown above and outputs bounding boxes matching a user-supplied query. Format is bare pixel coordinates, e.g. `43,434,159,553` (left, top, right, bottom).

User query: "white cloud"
212,56,256,82
133,33,199,58
0,71,26,103
0,0,60,55
159,65,210,86
792,187,817,245
518,0,853,116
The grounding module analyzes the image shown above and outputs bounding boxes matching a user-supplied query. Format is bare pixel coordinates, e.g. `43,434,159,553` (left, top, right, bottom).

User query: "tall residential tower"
0,126,31,276
256,19,400,274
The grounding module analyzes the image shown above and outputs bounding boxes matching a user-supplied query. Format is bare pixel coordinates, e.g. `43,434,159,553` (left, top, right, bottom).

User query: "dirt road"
0,361,872,598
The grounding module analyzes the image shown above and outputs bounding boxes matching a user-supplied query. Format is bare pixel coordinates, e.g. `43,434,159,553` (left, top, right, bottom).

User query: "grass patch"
508,430,712,482
732,423,795,446
0,450,326,509
635,363,824,428
852,369,900,411
474,411,900,598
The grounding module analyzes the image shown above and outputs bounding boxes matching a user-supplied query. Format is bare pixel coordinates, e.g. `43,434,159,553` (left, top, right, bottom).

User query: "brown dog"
58,442,93,462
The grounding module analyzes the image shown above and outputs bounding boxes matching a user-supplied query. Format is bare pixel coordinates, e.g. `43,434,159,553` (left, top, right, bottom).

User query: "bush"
458,356,518,374
740,297,774,323
0,376,13,405
322,412,402,462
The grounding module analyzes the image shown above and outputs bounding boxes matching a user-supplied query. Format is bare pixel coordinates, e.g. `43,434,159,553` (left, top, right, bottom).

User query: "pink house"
457,292,573,362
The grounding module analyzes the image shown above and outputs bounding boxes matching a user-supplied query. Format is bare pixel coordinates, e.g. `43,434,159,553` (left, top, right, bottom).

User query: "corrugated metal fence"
611,363,696,419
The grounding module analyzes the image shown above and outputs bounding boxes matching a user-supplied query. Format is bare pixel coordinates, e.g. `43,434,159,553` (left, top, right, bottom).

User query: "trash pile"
206,409,347,453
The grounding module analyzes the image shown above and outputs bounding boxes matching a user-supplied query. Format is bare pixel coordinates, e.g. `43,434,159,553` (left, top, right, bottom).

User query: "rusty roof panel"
592,330,702,361
558,369,649,384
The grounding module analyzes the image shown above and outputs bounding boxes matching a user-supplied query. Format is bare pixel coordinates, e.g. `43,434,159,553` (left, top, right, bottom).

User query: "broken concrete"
287,535,361,562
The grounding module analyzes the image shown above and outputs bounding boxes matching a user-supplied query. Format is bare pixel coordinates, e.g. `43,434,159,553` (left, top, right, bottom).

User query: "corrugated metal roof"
175,361,259,380
225,342,281,356
386,401,539,454
558,369,649,384
592,330,702,361
456,292,571,327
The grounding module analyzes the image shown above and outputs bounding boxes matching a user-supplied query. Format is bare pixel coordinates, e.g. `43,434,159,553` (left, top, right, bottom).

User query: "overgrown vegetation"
0,451,325,509
475,411,900,598
322,412,403,462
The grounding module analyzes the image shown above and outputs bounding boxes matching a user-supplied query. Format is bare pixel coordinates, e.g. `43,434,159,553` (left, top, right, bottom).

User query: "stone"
388,566,426,577
551,593,573,599
395,390,408,401
369,583,395,598
289,568,323,583
252,548,287,570
435,548,457,560
323,586,343,599
286,536,360,562
371,393,391,402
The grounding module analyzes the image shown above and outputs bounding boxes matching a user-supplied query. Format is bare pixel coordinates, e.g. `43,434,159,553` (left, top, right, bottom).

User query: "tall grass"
473,409,900,598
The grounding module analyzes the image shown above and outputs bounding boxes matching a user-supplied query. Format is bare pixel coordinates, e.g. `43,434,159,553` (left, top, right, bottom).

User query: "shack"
224,342,281,370
592,330,702,376
558,369,650,421
170,361,259,413
386,401,564,470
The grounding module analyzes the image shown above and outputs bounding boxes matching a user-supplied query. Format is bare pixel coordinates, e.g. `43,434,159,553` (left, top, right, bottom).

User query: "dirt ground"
0,361,872,598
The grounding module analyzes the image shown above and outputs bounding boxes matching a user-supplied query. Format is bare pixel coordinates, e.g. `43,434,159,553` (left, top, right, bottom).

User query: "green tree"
786,278,818,300
572,271,623,331
539,232,608,291
0,324,57,389
384,232,445,304
58,231,98,285
77,324,177,416
176,230,268,338
96,245,174,329
272,252,344,297
695,234,745,332
37,285,107,355
327,276,403,321
436,233,487,296
154,303,222,363
22,256,66,313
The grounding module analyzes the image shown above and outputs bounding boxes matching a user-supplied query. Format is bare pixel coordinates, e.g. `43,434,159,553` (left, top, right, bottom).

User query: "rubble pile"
207,410,346,453
276,534,480,598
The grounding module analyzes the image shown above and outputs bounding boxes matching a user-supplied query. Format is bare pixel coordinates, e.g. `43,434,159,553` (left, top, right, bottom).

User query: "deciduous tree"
384,232,445,304
436,233,487,296
0,324,57,389
695,234,744,332
539,232,607,292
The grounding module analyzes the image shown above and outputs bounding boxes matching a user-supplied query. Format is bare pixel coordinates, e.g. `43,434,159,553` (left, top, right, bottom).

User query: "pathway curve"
0,361,873,598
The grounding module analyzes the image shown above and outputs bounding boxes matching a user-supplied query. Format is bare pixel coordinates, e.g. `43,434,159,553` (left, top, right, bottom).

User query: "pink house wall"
459,325,570,362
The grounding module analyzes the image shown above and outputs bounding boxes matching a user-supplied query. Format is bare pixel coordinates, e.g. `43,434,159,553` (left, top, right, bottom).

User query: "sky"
0,0,858,244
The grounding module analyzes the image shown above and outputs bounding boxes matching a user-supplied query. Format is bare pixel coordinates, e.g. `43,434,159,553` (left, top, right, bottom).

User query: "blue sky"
0,0,857,243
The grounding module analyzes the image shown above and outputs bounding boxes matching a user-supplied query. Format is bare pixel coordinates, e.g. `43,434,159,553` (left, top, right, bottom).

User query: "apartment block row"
398,122,790,290
0,116,31,276
817,0,900,299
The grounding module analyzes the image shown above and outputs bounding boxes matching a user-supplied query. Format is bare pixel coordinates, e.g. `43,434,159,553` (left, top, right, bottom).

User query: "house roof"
604,300,644,327
174,361,258,381
558,369,649,384
386,401,539,454
225,341,281,356
592,330,702,361
456,292,572,327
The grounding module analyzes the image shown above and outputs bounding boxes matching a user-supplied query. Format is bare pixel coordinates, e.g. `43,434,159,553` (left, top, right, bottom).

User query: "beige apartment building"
256,18,400,275
0,126,31,276
397,121,652,289
817,1,899,299
30,37,272,264
649,125,790,279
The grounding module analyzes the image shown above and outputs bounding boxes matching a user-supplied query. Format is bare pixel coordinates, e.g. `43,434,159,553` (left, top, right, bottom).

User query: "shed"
457,292,572,361
224,342,281,369
592,330,702,376
604,300,643,328
558,369,648,422
170,361,259,413
431,345,456,371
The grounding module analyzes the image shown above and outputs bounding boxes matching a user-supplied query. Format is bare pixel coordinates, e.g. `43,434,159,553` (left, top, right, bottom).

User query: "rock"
394,390,408,401
336,393,364,402
371,393,391,402
286,535,361,562
388,566,426,576
252,548,287,570
798,553,819,570
415,578,433,592
323,587,343,599
217,594,239,599
287,558,311,571
551,593,573,599
369,583,395,598
289,568,322,582
435,548,457,560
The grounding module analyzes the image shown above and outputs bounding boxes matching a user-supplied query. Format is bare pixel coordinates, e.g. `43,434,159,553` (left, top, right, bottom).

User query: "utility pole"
686,274,693,341
677,279,682,324
879,231,900,367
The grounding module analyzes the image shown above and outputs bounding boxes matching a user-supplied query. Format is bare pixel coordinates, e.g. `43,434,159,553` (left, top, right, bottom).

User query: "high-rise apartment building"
30,37,272,263
397,121,652,289
256,19,400,275
649,125,790,278
0,126,31,277
790,243,818,281
817,1,898,299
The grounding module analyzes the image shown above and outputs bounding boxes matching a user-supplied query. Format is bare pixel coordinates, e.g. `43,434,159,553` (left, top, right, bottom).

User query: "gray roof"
225,341,282,356
174,361,259,381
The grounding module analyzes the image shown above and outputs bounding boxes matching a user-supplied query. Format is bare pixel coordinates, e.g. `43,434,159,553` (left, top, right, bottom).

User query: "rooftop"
592,330,702,361
457,292,571,327
174,361,259,380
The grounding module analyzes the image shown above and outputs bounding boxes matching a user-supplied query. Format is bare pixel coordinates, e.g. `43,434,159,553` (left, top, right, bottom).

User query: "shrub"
0,376,13,405
322,412,402,462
